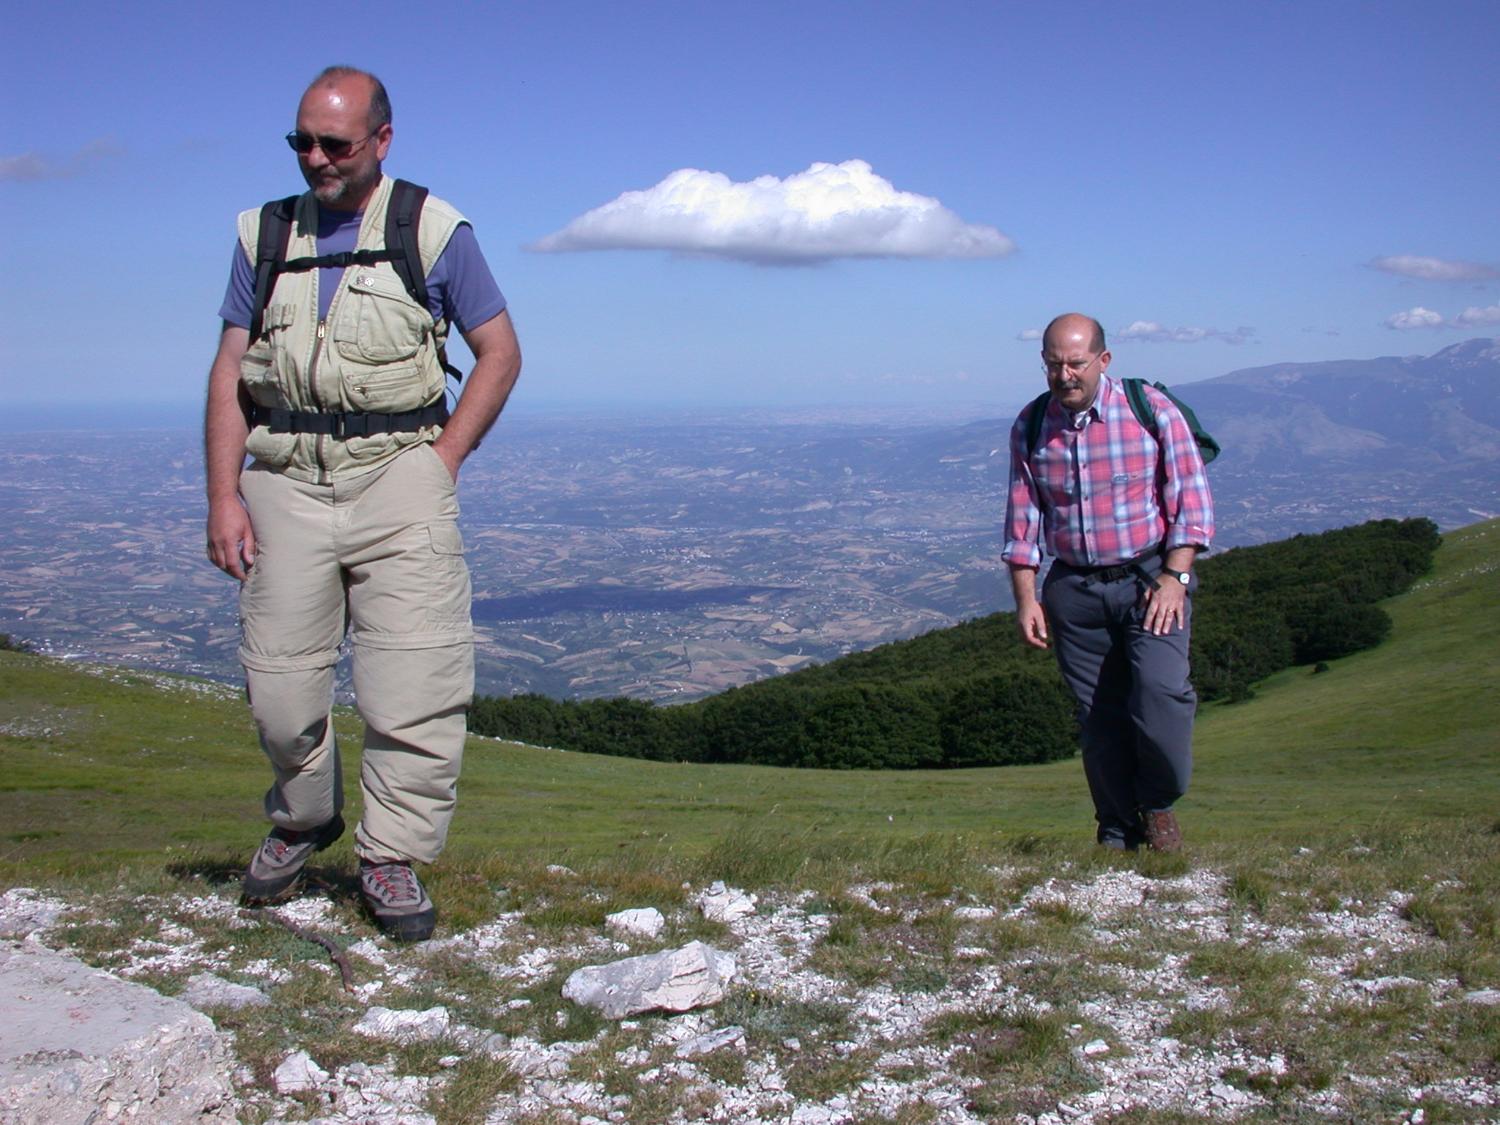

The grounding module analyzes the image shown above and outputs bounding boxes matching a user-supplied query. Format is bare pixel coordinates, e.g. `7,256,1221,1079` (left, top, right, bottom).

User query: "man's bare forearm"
204,326,251,503
1009,563,1039,609
433,311,522,475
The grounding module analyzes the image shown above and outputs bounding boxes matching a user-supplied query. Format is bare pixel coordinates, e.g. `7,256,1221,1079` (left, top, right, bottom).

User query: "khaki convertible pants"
238,443,474,864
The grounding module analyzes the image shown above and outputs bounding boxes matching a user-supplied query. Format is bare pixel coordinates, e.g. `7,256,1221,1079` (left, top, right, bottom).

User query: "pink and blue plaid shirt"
1002,377,1214,569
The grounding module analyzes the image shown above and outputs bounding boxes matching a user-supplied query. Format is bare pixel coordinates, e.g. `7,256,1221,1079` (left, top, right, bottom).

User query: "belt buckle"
329,413,347,439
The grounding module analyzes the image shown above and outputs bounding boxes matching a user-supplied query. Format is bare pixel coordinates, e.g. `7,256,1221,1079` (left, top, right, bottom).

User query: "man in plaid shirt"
1003,313,1214,852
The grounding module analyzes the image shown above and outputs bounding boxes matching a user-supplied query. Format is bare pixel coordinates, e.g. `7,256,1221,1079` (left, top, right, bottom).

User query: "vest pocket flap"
334,270,427,364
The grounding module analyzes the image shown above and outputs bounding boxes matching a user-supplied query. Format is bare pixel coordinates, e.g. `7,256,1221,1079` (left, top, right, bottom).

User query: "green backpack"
1024,378,1221,464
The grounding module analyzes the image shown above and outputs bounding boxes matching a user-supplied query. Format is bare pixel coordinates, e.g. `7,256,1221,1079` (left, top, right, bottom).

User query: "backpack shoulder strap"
1023,391,1052,458
384,178,429,311
248,194,298,342
1122,377,1160,440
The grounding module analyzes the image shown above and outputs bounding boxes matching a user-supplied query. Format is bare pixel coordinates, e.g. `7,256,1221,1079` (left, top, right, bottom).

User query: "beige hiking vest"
235,176,466,483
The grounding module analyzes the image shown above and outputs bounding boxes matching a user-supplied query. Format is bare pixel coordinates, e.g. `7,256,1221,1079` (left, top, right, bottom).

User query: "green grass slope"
2,519,1496,887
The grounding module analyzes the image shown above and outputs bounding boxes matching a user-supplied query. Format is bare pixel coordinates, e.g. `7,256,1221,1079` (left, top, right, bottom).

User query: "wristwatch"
1161,567,1191,586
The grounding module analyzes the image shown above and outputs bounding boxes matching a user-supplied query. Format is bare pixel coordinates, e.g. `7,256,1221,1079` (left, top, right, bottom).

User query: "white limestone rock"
698,881,757,923
0,888,67,938
674,1025,747,1058
352,1004,452,1043
180,972,271,1011
562,941,736,1019
0,941,236,1123
272,1049,327,1094
606,907,665,939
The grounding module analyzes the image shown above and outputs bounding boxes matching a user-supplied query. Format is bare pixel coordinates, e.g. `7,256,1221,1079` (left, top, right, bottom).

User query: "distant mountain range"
1184,337,1500,469
838,338,1500,547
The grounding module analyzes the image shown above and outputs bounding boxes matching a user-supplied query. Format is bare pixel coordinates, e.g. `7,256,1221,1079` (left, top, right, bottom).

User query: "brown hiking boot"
1142,810,1183,853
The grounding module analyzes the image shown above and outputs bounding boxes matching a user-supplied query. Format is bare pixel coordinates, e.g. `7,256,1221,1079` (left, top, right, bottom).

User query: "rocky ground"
2,855,1497,1124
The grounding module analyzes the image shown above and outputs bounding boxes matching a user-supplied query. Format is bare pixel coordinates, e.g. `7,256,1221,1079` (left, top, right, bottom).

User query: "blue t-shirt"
218,205,507,334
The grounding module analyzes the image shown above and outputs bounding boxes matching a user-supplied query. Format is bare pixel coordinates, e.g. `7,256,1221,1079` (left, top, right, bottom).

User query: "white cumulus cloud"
530,160,1016,265
1115,321,1255,345
1368,255,1499,282
1016,328,1044,341
1385,306,1452,330
1454,304,1500,327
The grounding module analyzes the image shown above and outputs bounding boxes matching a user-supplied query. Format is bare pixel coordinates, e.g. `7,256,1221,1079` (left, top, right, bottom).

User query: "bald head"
1040,312,1111,411
304,65,391,132
1042,313,1106,355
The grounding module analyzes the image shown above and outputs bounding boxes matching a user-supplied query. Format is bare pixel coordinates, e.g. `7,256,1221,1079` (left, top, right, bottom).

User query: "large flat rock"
0,940,236,1124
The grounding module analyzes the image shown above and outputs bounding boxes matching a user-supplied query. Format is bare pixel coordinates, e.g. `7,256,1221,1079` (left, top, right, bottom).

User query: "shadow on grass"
164,856,364,910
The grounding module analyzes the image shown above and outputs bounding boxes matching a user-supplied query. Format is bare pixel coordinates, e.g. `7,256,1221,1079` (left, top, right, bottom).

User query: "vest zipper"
311,319,328,483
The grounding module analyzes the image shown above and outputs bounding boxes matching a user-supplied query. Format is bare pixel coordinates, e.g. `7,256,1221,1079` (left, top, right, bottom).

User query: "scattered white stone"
0,889,68,938
547,864,578,877
699,881,757,922
180,972,270,1010
674,1025,747,1058
273,1049,327,1094
1082,1038,1110,1056
952,905,995,920
352,1005,451,1043
606,907,665,939
1464,988,1500,1005
563,941,736,1019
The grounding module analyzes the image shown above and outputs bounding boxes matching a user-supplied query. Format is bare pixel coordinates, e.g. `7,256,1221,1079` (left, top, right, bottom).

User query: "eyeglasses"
284,130,377,160
1042,355,1100,377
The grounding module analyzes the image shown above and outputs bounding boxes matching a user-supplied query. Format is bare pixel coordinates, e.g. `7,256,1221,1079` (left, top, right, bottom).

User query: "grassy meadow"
2,519,1496,884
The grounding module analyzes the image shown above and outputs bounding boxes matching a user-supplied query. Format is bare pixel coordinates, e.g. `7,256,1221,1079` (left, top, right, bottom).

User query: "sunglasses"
284,130,377,160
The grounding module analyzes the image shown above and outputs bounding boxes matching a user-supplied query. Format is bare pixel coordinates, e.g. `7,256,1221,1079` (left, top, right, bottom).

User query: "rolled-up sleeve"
1001,410,1045,568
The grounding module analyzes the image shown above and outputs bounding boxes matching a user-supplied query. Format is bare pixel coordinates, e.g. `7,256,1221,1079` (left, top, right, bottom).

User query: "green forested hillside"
470,518,1441,767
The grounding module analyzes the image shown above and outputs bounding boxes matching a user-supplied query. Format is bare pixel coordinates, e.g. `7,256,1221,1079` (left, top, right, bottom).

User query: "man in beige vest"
204,66,521,941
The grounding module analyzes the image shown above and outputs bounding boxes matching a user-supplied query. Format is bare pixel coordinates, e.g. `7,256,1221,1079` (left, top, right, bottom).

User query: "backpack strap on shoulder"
1023,390,1052,458
1122,377,1159,440
248,195,298,342
384,179,465,384
385,178,430,311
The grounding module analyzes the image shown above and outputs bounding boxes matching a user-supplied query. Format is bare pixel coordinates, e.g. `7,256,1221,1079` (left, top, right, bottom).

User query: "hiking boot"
360,860,437,942
242,814,344,904
1142,809,1183,853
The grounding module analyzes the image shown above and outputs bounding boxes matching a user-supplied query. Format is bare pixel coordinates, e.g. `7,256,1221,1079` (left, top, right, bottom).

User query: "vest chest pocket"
332,271,427,365
239,304,295,402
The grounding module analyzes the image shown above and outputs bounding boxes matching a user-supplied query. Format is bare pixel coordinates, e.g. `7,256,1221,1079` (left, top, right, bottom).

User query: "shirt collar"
1066,375,1116,426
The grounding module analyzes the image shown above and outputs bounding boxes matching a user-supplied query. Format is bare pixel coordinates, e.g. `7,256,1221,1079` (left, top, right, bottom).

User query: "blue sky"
2,0,1497,420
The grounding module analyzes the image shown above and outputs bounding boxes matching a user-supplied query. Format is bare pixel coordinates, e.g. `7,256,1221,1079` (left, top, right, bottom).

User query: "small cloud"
1454,303,1500,328
1384,306,1447,330
1301,326,1342,336
1115,321,1256,345
1369,255,1499,282
530,159,1016,265
1016,328,1043,341
1383,304,1500,330
0,138,124,182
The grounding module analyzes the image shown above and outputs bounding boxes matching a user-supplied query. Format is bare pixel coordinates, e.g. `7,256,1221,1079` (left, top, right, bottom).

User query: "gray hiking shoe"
242,814,344,904
360,860,437,942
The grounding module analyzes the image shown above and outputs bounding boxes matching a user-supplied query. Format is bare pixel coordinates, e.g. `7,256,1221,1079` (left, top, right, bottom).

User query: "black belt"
250,402,448,437
1060,547,1163,584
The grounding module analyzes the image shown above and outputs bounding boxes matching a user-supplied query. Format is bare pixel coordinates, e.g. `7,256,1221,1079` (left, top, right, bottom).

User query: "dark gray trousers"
1042,563,1196,846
